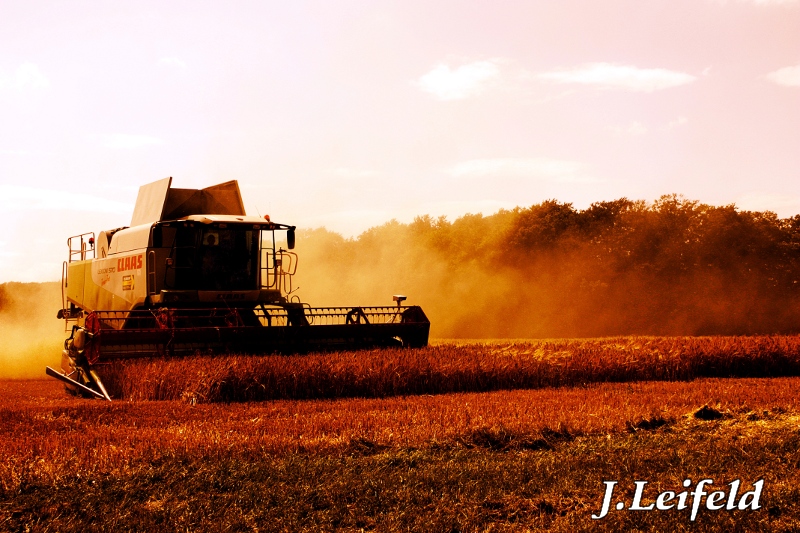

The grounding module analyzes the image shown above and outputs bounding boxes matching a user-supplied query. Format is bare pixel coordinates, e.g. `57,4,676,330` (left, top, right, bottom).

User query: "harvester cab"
47,177,430,399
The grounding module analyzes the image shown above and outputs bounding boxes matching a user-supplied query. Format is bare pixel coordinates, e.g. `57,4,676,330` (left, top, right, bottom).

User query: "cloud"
766,65,800,87
538,63,696,92
610,121,648,136
416,60,502,100
158,57,188,69
448,157,601,184
668,116,689,128
102,133,165,149
714,0,799,4
0,63,50,92
0,185,134,214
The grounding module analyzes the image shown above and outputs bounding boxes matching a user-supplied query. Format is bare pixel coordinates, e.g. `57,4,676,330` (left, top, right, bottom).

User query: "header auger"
47,177,430,400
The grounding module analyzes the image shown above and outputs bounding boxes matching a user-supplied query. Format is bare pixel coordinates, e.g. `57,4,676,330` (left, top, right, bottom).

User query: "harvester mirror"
287,228,296,250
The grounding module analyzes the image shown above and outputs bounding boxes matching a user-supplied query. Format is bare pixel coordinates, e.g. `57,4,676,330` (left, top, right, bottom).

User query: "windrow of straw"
98,335,800,402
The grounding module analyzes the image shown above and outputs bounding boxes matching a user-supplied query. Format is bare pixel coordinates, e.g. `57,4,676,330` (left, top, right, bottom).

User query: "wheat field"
96,335,800,402
4,336,800,531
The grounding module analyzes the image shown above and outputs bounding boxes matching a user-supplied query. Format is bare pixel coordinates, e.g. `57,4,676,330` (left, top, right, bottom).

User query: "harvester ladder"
61,232,96,331
60,261,79,332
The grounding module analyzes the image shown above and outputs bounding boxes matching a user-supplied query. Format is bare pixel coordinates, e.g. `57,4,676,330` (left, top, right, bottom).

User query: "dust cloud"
291,226,632,339
292,199,800,339
0,282,64,379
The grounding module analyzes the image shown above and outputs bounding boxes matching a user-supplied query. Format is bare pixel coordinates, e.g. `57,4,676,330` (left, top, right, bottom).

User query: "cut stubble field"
2,337,800,531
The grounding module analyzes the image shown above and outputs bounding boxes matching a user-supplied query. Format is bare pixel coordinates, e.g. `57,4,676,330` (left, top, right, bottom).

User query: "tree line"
297,195,800,338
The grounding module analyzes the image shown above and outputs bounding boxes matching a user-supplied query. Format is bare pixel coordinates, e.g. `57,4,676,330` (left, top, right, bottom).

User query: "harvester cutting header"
48,177,430,400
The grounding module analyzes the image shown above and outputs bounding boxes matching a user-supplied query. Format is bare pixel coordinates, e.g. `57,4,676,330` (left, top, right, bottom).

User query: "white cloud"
724,0,799,4
0,185,134,214
668,116,689,128
538,63,696,92
416,60,502,100
710,0,798,4
448,157,601,184
0,63,50,92
766,65,800,87
610,121,648,136
158,57,187,69
102,133,165,149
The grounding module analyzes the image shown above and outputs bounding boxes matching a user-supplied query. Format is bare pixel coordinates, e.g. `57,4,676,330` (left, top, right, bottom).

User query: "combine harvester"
46,177,430,400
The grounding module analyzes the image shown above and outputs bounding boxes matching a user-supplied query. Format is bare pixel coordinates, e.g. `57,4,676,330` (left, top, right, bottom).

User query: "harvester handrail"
67,232,96,262
260,248,297,294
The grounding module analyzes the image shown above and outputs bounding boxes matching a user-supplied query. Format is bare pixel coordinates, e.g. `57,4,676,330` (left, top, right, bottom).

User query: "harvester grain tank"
47,177,430,399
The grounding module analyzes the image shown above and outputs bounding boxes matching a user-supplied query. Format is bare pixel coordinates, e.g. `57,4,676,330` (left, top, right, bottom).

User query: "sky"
0,0,798,282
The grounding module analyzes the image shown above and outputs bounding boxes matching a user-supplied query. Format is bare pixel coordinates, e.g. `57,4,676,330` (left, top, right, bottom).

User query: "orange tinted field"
2,376,798,491
4,337,800,531
99,336,800,402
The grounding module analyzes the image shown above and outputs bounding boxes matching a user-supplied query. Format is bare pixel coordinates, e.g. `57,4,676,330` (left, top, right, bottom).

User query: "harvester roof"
131,177,246,227
108,178,288,255
179,214,277,225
